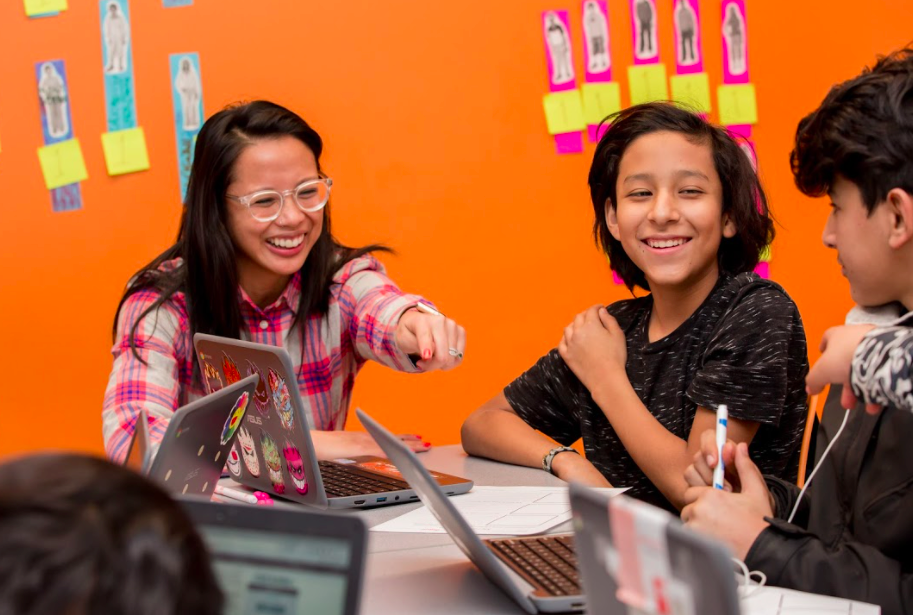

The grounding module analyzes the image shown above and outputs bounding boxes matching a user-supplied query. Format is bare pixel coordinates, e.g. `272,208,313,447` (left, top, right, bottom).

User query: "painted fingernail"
423,349,432,360
424,442,431,447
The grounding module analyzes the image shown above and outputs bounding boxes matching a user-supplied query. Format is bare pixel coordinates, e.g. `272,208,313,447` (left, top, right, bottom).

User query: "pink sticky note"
588,123,610,142
554,132,584,154
754,262,769,279
612,271,625,285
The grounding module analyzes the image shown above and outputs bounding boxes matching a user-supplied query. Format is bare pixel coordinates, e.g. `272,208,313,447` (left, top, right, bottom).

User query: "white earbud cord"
787,408,852,524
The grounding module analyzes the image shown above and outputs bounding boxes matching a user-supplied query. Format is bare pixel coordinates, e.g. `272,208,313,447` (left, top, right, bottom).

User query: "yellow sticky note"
670,73,712,113
581,82,622,126
24,0,66,16
628,64,669,106
101,127,151,176
37,138,87,190
759,244,772,263
542,90,586,135
718,83,758,125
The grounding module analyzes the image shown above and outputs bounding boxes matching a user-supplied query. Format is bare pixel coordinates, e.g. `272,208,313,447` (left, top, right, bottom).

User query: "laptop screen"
199,525,354,615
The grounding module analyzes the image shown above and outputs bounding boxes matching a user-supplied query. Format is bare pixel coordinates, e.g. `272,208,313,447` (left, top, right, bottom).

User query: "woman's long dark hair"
113,100,387,359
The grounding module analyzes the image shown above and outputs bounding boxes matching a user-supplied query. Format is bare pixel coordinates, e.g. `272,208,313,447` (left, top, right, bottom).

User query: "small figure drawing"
544,12,574,84
723,3,746,75
675,0,699,66
174,57,202,130
634,0,656,59
103,1,130,74
583,1,610,73
38,63,69,139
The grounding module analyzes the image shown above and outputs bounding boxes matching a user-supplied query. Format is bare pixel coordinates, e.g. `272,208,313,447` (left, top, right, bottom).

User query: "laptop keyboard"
487,535,580,597
318,461,410,498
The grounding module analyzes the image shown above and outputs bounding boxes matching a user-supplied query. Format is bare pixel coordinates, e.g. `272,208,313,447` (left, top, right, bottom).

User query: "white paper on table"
739,584,881,615
371,486,628,536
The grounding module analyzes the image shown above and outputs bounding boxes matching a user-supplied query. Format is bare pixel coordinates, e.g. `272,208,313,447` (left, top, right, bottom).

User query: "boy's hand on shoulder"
558,305,627,395
551,450,613,488
681,442,772,560
806,324,879,413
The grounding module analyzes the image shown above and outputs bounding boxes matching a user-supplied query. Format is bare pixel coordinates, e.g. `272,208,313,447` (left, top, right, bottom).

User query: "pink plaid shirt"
103,254,425,462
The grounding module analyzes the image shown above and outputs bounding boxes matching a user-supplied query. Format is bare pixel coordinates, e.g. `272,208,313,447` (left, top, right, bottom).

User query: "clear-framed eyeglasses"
226,177,333,222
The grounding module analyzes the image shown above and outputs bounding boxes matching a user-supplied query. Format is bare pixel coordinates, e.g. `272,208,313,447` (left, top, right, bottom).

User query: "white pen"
214,484,258,504
415,302,444,317
713,404,728,490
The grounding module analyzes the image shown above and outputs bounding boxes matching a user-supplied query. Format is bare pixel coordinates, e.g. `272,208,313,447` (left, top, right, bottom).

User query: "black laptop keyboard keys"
488,535,580,597
318,461,410,498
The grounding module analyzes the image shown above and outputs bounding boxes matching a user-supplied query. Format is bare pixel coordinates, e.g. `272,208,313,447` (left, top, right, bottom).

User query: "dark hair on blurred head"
113,100,388,362
791,47,913,213
588,102,773,291
0,453,222,615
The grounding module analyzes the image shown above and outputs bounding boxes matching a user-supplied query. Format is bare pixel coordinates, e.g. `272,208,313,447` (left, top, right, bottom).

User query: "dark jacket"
745,399,913,615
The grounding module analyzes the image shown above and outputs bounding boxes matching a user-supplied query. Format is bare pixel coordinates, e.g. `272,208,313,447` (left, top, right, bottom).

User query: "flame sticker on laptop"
245,360,271,417
220,391,250,445
260,430,285,494
283,440,309,494
267,367,294,431
202,362,223,393
238,426,260,477
222,352,242,385
226,442,242,478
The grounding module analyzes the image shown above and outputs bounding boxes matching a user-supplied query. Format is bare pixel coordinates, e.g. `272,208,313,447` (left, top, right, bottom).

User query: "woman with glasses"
103,100,466,463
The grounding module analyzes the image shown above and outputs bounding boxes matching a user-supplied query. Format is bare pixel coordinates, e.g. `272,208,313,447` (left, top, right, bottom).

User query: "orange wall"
0,1,910,457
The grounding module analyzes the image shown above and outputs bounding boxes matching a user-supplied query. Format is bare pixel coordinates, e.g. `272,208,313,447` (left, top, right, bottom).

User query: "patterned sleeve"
687,285,806,425
102,290,186,463
851,325,913,413
334,254,426,373
503,349,584,446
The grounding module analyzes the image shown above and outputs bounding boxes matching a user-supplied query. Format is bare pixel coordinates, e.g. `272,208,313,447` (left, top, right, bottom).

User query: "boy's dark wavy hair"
588,102,773,291
791,47,913,212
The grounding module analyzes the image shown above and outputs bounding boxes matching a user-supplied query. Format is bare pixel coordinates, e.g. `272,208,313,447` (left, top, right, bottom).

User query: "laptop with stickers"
183,498,366,615
192,333,473,509
358,408,584,614
123,374,259,499
569,482,741,615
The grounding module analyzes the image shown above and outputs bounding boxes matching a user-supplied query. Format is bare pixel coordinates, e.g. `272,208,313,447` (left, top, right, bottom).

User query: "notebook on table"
358,407,584,614
123,374,259,499
183,497,367,615
193,333,473,509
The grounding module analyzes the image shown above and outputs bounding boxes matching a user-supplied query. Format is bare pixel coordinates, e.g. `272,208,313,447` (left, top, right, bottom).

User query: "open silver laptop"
570,482,741,615
193,333,473,509
124,374,259,499
183,498,367,615
358,408,584,614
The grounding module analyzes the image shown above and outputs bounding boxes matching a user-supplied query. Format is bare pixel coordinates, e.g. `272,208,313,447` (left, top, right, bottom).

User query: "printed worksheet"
740,585,880,615
372,486,627,536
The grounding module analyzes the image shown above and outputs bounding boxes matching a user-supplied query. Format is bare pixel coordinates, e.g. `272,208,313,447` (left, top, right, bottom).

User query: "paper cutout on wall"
24,0,66,17
100,0,138,132
673,0,702,73
630,0,659,63
169,52,204,202
722,0,749,83
670,73,711,113
717,83,757,125
101,127,150,175
541,9,583,154
628,64,669,105
37,139,88,190
35,59,83,212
